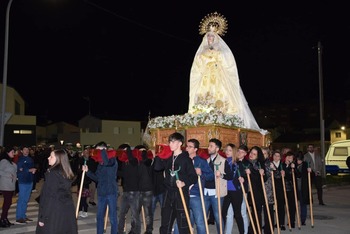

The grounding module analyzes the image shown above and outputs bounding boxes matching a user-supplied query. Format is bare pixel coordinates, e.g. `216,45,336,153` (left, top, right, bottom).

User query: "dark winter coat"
296,161,310,204
36,167,77,234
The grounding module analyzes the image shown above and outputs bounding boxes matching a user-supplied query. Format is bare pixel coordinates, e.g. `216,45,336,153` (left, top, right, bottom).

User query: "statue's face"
207,33,215,45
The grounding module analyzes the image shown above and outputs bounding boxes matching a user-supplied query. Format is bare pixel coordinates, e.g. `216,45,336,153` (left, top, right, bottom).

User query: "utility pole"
1,0,15,146
317,41,326,178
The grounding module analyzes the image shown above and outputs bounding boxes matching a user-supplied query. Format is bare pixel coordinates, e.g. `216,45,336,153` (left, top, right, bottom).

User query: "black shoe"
5,218,14,226
301,222,306,226
0,219,9,228
207,220,215,225
280,225,286,230
89,201,96,206
319,202,326,205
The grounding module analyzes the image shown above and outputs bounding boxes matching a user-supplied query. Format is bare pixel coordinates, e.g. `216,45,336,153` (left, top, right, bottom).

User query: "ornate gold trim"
199,12,228,36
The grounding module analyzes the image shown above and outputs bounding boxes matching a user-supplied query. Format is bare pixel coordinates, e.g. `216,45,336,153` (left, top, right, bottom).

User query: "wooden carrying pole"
259,164,273,233
76,160,87,218
198,175,210,234
141,206,146,232
174,170,194,234
247,172,261,234
214,162,223,234
271,170,280,234
104,205,109,233
292,168,301,229
308,170,314,228
281,172,291,231
238,169,257,234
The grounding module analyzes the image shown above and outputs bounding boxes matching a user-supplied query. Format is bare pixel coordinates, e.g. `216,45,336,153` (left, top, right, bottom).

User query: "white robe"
188,32,261,131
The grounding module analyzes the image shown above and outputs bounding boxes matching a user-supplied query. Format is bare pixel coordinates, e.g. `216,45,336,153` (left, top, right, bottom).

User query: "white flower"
148,110,244,129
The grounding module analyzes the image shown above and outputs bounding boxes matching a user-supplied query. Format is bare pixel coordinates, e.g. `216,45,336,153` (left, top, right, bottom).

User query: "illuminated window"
114,127,120,134
13,130,32,135
128,128,133,134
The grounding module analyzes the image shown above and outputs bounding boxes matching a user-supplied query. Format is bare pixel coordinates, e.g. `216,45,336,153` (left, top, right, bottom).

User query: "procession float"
143,12,270,154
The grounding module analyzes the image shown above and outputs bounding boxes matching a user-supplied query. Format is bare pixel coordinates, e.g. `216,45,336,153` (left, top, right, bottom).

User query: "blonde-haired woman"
222,143,245,234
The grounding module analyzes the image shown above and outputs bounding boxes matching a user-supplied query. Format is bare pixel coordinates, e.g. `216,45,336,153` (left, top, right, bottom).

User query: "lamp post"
317,41,326,178
0,0,14,146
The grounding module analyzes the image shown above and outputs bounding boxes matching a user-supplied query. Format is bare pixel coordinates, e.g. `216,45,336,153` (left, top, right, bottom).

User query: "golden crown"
199,12,228,36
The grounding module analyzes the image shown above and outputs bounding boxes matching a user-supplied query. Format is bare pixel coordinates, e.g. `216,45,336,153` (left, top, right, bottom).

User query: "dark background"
1,0,349,125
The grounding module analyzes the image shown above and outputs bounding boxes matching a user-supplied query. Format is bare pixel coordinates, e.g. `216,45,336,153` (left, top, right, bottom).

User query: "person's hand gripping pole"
173,167,194,234
76,159,87,218
196,164,209,234
214,161,223,234
238,167,257,234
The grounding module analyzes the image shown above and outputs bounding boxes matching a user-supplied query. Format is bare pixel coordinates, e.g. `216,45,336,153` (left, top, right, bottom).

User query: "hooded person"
83,141,118,234
117,144,142,234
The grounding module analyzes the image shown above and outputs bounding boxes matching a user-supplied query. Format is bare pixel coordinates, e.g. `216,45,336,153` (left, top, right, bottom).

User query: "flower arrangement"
147,110,244,129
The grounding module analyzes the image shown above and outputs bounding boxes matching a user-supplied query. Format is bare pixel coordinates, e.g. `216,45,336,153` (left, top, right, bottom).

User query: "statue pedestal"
150,125,270,149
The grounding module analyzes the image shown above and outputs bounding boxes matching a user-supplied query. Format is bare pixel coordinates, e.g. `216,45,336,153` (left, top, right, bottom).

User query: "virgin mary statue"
188,12,261,132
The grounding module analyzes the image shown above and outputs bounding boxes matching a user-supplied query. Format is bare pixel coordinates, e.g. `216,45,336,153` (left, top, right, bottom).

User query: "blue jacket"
87,150,118,196
189,156,214,197
227,157,241,191
17,155,35,184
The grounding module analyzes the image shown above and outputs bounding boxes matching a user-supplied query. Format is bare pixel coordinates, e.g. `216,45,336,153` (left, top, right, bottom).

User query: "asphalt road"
1,180,349,234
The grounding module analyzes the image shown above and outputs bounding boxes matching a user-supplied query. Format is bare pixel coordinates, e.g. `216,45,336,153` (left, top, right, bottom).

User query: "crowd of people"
0,136,326,234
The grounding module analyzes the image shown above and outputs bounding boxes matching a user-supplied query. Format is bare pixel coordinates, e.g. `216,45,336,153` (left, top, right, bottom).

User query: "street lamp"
0,0,14,146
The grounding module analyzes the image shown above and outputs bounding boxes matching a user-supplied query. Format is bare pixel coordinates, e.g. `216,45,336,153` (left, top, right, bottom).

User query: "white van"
325,140,350,175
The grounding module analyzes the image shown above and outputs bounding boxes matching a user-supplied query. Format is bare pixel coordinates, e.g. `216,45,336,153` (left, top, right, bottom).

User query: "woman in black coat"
295,151,310,225
36,149,77,234
245,146,266,234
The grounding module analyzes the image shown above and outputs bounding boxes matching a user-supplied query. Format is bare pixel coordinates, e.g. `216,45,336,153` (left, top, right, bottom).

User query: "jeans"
152,193,164,216
16,183,32,220
118,191,141,234
189,196,206,234
97,194,118,234
222,190,244,234
140,191,153,232
241,197,248,234
225,204,234,234
205,195,224,234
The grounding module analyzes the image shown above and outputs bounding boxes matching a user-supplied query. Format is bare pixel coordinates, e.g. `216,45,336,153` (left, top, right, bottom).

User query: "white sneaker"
81,212,88,218
79,211,84,217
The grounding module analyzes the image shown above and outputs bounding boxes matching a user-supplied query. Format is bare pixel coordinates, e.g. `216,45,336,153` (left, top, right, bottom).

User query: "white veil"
188,32,262,132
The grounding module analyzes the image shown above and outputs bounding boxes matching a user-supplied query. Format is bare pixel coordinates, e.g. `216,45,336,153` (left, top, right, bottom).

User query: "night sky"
1,0,349,125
